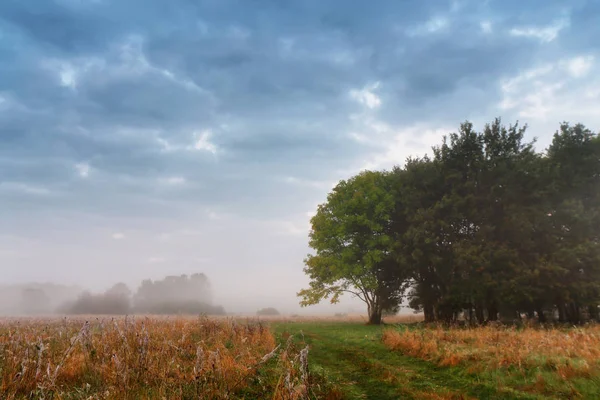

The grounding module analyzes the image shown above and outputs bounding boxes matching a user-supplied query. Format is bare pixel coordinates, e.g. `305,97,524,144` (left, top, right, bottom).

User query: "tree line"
58,273,225,315
299,119,600,325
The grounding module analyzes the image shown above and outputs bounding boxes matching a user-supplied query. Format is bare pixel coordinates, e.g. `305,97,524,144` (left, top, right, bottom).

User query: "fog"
0,272,367,317
2,0,600,318
1,214,369,316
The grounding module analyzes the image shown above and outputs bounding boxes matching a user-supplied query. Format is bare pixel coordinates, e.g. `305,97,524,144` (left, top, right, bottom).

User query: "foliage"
300,118,600,324
298,171,409,324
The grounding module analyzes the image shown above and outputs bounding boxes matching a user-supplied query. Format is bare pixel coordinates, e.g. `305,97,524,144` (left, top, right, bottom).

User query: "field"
0,316,323,399
2,316,600,399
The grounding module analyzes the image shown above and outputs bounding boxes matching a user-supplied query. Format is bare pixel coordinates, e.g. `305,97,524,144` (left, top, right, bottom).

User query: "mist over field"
0,276,368,317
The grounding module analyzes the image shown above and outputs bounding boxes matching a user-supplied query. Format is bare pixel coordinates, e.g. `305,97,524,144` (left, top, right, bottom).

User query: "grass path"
270,322,541,400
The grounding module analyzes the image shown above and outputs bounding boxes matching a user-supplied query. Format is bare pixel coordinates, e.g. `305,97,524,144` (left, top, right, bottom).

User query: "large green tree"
298,170,409,324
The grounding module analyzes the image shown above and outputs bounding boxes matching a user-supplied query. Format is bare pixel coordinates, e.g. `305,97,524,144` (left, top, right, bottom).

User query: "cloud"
59,65,77,88
206,210,221,221
271,219,311,237
190,130,217,154
0,182,54,196
480,21,492,34
159,176,186,185
499,55,600,121
349,82,382,109
565,56,593,78
111,233,125,240
358,124,450,171
281,176,331,189
75,163,91,178
408,16,450,36
424,17,449,33
509,18,569,43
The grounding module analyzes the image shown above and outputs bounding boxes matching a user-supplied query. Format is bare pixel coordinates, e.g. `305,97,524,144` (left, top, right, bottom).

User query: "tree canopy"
299,119,600,324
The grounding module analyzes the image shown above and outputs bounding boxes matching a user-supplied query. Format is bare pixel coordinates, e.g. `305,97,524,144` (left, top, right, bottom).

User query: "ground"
2,316,600,399
271,321,600,400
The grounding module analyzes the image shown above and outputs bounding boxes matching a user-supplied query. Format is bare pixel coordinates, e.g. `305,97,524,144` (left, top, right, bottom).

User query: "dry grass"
253,313,424,324
383,324,600,381
0,316,316,399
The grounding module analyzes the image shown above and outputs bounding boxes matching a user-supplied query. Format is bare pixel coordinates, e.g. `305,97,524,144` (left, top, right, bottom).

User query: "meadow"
0,316,328,399
2,316,600,399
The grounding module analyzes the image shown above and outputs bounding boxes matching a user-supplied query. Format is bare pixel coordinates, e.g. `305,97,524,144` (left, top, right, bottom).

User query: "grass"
0,316,333,399
272,321,528,400
3,316,600,399
271,320,600,399
382,324,600,399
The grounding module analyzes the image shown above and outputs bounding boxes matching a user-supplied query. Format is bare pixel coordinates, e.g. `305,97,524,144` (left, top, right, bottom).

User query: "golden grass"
252,313,424,324
0,316,314,399
382,324,600,377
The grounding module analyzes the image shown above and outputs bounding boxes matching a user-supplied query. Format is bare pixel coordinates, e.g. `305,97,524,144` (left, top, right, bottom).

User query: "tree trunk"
535,307,547,323
366,300,383,325
487,302,498,322
557,302,567,323
589,304,599,322
368,311,382,325
567,302,581,325
368,307,382,325
424,303,435,323
475,303,485,325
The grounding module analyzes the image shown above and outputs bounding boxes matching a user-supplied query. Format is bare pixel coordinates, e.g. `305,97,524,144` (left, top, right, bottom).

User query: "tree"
298,170,409,324
133,273,223,315
541,123,600,323
398,120,600,324
106,282,132,298
395,156,453,322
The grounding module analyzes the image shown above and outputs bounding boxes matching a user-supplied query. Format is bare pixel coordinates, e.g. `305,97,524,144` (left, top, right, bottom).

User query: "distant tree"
133,273,224,315
63,287,132,315
298,171,410,324
106,282,132,298
256,307,280,316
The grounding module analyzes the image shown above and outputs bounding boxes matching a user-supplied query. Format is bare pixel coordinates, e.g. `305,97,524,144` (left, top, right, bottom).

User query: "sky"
1,0,600,314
